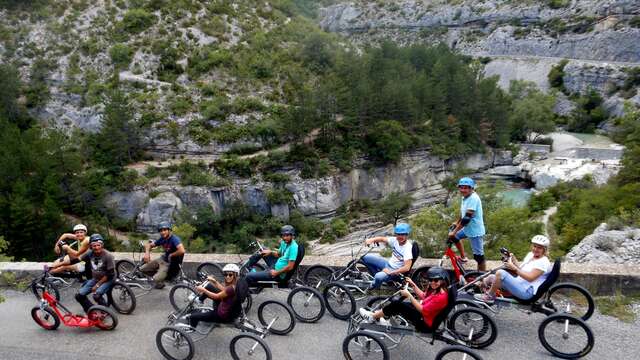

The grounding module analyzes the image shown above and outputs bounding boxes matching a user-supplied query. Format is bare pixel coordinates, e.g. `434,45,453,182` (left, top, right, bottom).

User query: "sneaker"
459,257,469,263
474,292,496,305
359,308,375,323
377,317,391,326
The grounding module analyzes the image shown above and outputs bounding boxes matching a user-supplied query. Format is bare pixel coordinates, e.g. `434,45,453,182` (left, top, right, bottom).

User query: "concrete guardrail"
2,252,639,296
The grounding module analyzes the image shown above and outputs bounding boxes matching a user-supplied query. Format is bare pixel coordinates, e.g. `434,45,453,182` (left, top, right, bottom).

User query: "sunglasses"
224,273,236,277
428,278,442,282
74,231,86,234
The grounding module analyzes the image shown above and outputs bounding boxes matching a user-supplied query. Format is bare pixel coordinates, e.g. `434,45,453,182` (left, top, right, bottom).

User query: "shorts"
454,229,484,256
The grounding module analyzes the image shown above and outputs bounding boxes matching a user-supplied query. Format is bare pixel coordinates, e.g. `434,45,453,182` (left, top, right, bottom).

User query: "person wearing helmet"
475,235,551,304
359,267,450,331
361,222,414,289
49,224,91,275
244,225,299,286
448,177,486,271
186,263,240,328
141,221,185,289
75,234,116,313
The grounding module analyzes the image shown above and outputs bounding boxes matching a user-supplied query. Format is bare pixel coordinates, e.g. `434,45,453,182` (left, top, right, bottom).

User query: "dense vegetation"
0,0,637,262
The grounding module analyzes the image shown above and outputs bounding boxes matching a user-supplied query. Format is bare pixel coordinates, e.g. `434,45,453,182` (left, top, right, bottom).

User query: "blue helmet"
394,223,411,235
457,177,476,189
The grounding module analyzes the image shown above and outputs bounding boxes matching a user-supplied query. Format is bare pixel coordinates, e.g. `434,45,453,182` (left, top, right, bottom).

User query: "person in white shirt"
361,223,414,289
475,235,551,304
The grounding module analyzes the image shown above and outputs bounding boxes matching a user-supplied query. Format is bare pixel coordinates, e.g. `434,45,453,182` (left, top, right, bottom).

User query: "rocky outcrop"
113,149,512,231
566,223,640,265
136,192,184,231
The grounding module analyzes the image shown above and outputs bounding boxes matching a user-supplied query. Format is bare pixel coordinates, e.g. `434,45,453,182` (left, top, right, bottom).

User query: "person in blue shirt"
244,225,299,286
448,177,486,271
141,221,185,289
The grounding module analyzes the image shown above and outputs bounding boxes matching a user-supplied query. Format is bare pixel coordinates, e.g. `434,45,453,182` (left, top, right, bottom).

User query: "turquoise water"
499,189,532,208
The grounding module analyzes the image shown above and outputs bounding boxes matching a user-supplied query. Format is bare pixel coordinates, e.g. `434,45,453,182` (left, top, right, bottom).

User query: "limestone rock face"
105,191,149,221
566,224,640,265
136,192,184,231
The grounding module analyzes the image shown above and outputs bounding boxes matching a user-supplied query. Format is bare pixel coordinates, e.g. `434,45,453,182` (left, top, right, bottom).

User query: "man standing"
75,234,115,313
141,221,185,289
361,223,414,289
448,177,486,271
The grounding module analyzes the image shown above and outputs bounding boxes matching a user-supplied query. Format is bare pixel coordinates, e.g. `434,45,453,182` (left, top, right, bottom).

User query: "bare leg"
49,255,71,273
454,240,467,260
371,309,386,320
487,270,503,296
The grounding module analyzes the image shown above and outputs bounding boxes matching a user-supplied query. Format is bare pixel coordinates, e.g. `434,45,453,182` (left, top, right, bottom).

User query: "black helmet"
89,234,104,244
427,267,449,283
157,221,172,231
280,225,295,236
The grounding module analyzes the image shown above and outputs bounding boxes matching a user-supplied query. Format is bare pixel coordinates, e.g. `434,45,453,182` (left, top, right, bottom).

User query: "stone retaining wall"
2,253,639,296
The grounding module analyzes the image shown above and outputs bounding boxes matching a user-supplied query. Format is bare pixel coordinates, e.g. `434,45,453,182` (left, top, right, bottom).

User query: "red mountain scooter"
31,269,118,331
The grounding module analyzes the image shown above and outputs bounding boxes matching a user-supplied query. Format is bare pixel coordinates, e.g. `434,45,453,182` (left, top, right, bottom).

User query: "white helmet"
222,263,240,274
531,235,550,248
73,224,88,233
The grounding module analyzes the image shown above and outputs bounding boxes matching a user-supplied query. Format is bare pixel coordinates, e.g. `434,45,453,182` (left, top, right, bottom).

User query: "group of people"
45,176,554,334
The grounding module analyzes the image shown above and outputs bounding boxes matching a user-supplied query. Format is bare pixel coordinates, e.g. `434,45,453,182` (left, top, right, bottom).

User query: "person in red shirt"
360,267,449,332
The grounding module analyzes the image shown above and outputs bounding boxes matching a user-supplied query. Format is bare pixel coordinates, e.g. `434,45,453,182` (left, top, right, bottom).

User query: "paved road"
1,286,639,360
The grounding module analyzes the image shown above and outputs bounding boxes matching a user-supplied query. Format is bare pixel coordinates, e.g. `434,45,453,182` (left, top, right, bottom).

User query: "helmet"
222,263,240,274
157,221,172,231
457,177,476,189
89,234,104,244
280,225,295,236
73,224,87,232
426,267,449,282
394,223,411,235
531,235,550,248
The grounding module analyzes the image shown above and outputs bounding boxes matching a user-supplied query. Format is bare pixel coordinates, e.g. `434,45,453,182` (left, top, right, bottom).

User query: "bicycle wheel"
410,266,431,289
31,277,60,302
156,326,194,360
303,265,334,289
287,286,325,323
115,259,137,278
447,308,497,349
169,284,197,312
323,282,356,320
452,299,482,313
342,330,389,360
31,306,60,330
435,345,484,360
230,333,272,360
243,293,253,313
108,282,137,314
546,283,595,321
257,300,296,335
196,262,224,282
87,305,118,330
538,314,594,359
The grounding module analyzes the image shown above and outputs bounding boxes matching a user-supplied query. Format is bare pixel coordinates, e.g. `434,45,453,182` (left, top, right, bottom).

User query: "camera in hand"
499,247,511,262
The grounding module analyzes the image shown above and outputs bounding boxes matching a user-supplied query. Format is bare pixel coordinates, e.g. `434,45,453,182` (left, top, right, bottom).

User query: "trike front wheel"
546,283,595,321
323,282,356,320
169,284,197,312
435,345,484,360
342,330,389,360
31,306,60,330
88,305,118,330
156,326,194,360
287,286,325,323
538,314,594,359
230,333,272,360
108,281,137,314
257,300,296,335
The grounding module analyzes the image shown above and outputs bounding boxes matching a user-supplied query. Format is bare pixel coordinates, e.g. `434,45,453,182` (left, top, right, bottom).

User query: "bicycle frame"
36,282,102,328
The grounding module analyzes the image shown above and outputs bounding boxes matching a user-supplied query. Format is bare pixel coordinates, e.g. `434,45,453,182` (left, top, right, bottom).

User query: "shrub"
548,59,569,91
120,9,156,34
109,44,133,69
266,188,293,204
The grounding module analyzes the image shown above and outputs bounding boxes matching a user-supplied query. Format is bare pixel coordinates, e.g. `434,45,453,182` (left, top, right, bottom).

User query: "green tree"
88,90,142,168
373,192,413,226
508,82,556,142
365,120,411,163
